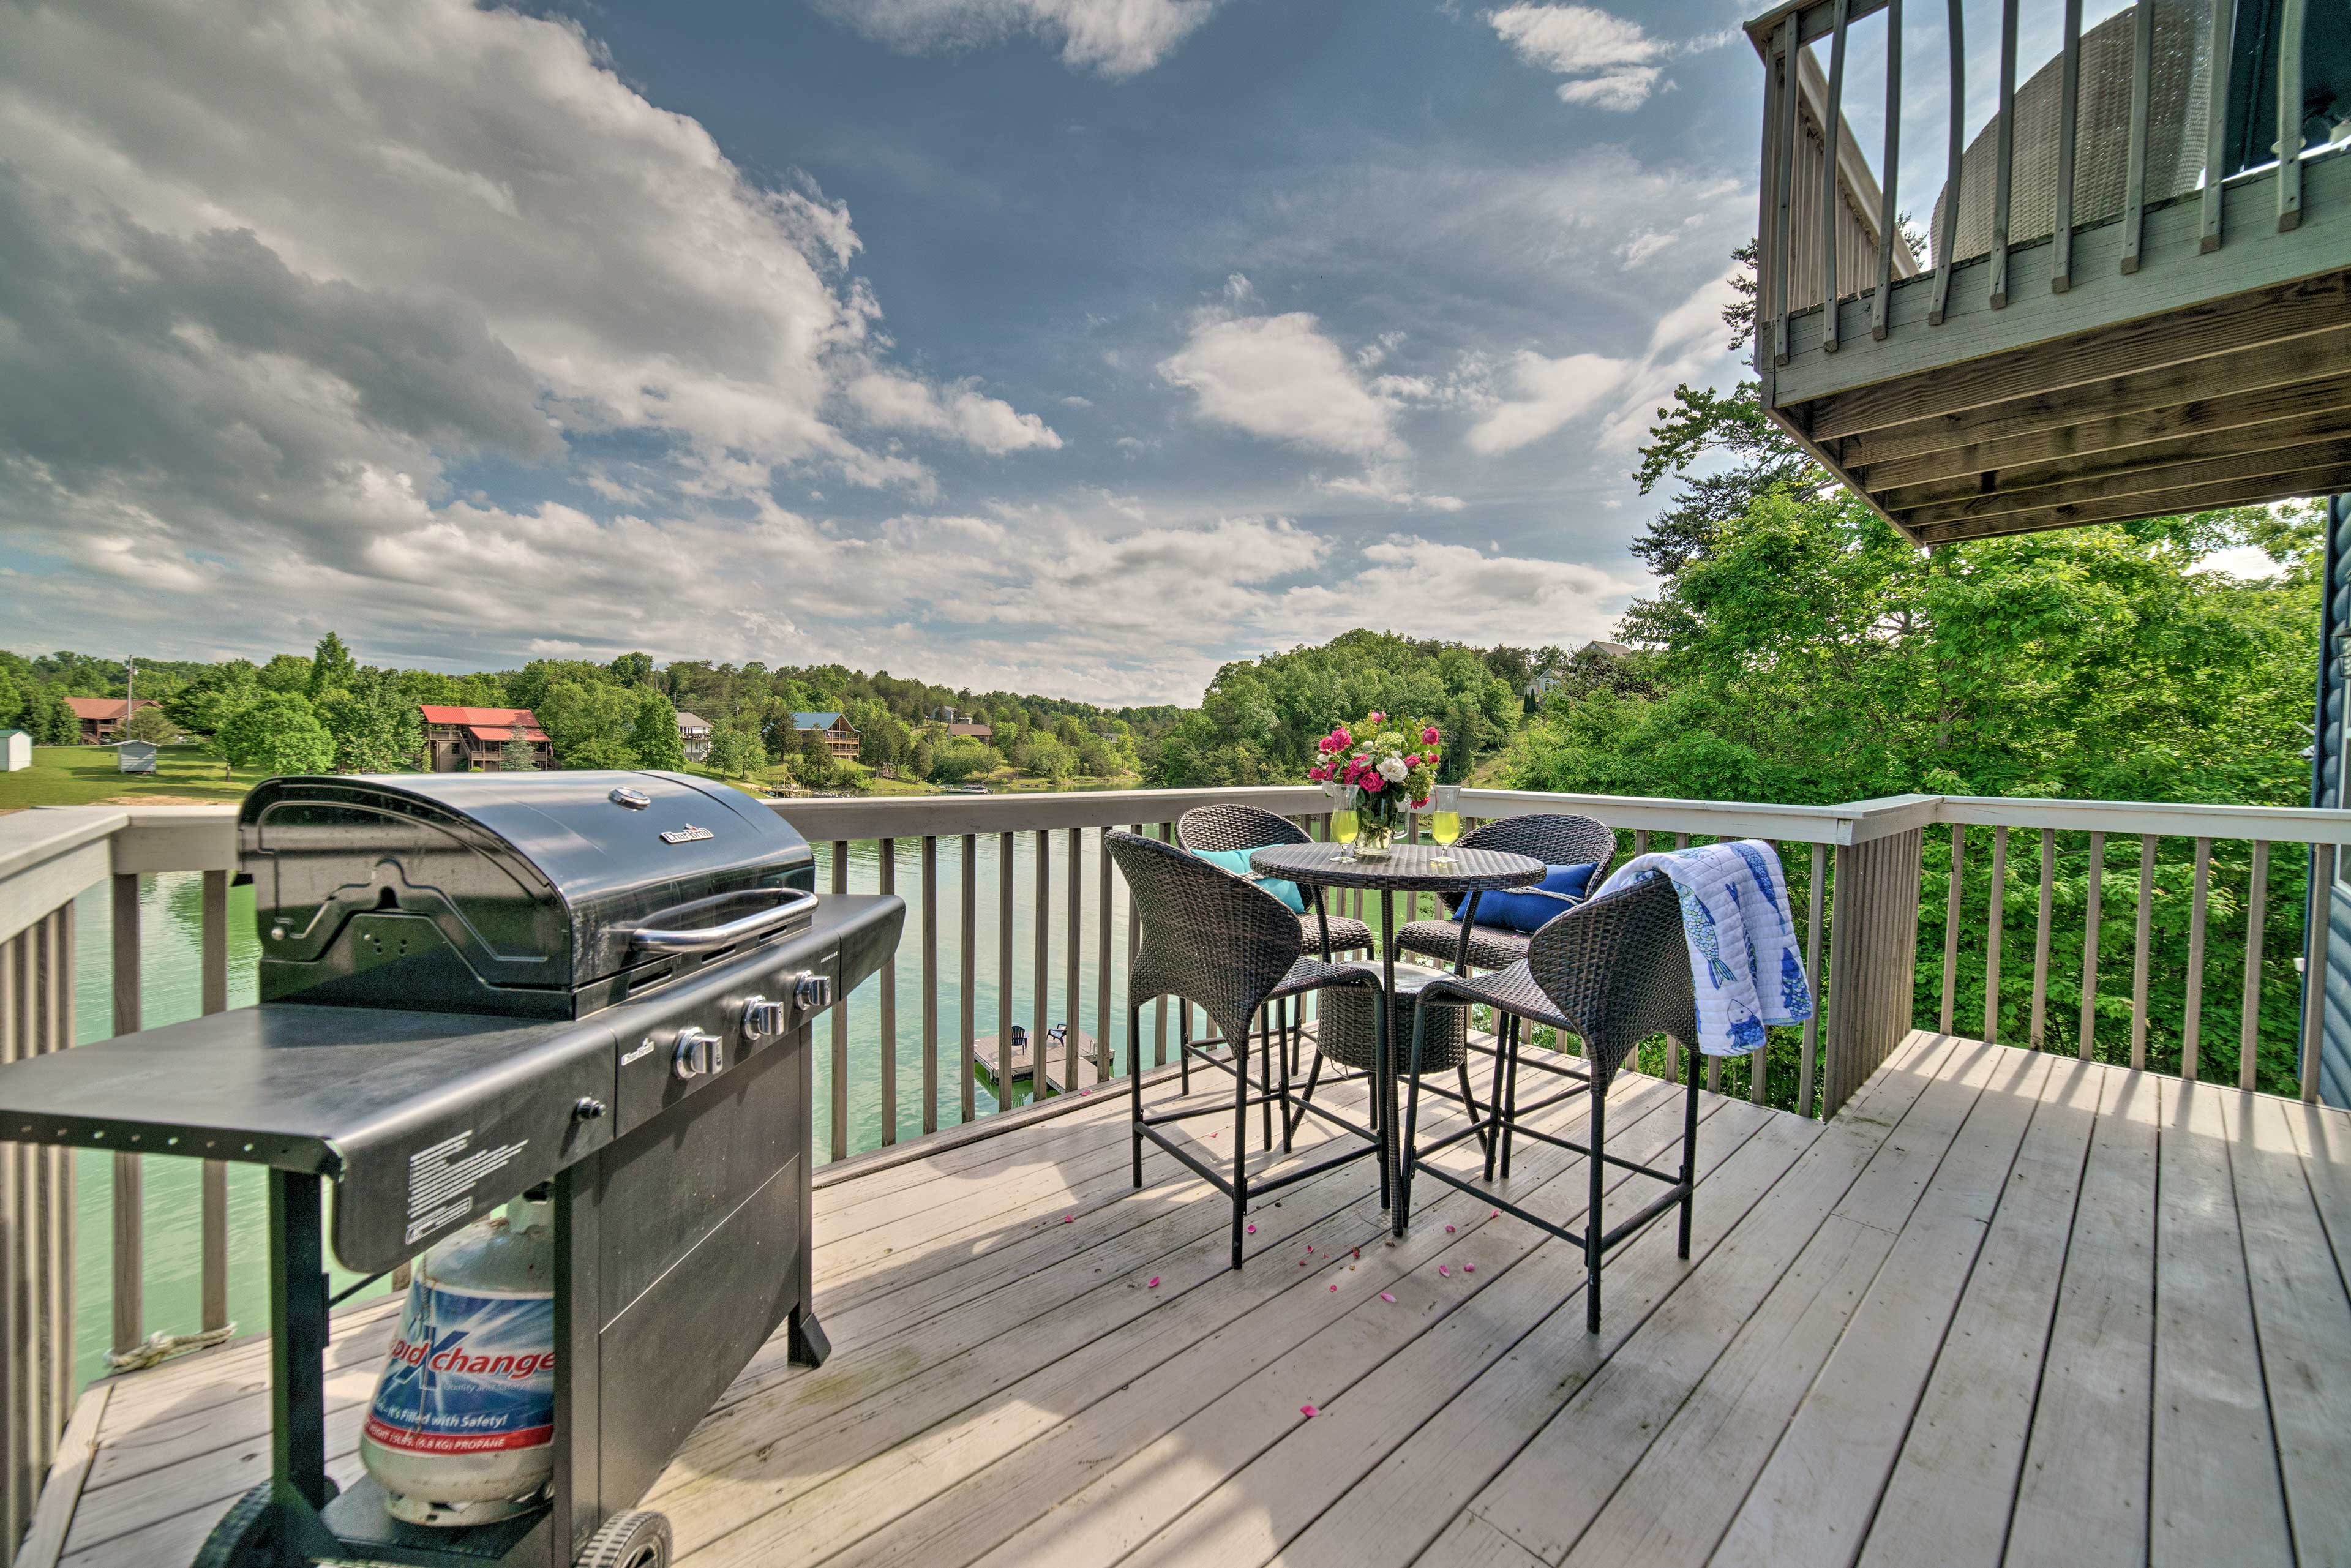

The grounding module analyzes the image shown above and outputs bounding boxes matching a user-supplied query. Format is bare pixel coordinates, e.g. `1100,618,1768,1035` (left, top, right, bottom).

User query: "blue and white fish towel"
1591,841,1814,1056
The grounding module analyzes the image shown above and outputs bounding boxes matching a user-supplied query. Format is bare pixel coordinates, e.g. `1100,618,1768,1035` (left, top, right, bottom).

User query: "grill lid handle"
629,888,820,954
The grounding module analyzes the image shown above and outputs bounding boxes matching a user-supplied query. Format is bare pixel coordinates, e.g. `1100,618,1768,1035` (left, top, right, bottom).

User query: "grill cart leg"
788,1307,831,1367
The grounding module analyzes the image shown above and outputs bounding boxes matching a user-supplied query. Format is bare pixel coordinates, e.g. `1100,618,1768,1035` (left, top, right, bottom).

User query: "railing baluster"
1929,0,1964,325
1128,824,1146,1068
959,834,977,1125
2120,0,2154,274
1872,0,1903,341
830,842,849,1161
1633,829,1651,857
1032,831,1051,1095
1771,15,1799,365
2129,835,2156,1067
1821,0,1850,351
1065,827,1082,1092
2241,841,2270,1091
2053,0,2082,291
2200,0,2235,251
878,839,898,1145
920,836,939,1135
2302,842,2331,1101
2183,838,2211,1079
110,872,141,1359
1990,0,2019,306
201,869,230,1332
1096,825,1113,1076
1801,842,1826,1115
2080,830,2105,1059
1984,826,2006,1041
1941,824,1964,1033
2031,828,2055,1046
2279,0,2306,231
1751,842,1779,1101
998,831,1014,1105
4,917,25,1532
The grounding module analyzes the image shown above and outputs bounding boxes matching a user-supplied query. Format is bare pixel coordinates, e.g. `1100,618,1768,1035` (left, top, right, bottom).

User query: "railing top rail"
1934,794,2351,842
1459,787,1938,846
1743,0,1889,53
763,785,1331,841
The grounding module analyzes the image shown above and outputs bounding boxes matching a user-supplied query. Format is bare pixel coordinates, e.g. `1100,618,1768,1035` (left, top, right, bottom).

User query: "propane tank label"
364,1281,557,1455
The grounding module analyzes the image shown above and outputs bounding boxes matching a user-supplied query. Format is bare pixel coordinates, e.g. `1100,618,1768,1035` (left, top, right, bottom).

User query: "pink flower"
1368,711,1385,722
1422,726,1440,745
1300,1403,1319,1417
1362,774,1384,793
1307,764,1329,782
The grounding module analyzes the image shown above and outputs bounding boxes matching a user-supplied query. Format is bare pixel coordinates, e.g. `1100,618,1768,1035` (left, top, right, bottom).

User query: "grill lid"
242,771,816,1011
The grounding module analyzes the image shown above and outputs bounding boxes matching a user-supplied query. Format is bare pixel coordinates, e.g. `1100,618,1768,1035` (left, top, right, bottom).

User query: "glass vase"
1355,819,1394,858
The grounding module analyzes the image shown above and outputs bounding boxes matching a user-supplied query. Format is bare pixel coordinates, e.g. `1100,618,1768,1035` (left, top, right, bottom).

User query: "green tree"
607,651,656,686
707,717,768,779
928,735,1001,783
216,694,336,778
166,661,260,736
315,669,421,773
534,680,640,768
629,688,686,771
26,686,77,746
121,705,179,744
255,653,314,694
501,722,540,772
307,632,358,700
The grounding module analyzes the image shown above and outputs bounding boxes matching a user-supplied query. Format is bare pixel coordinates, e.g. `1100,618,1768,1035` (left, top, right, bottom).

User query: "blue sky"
0,0,1783,703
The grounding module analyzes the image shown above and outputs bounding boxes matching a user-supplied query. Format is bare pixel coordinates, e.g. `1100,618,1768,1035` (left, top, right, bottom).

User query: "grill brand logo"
366,1281,557,1456
659,823,715,844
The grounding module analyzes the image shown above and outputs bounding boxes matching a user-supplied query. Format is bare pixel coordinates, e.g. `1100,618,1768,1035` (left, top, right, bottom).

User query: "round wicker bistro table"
1248,842,1543,1210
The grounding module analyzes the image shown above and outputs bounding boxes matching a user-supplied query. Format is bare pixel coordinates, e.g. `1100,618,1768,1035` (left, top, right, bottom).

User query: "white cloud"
0,0,1065,640
1159,312,1409,458
846,372,1063,455
1489,4,1674,111
1321,468,1467,512
1464,274,1741,455
806,0,1226,77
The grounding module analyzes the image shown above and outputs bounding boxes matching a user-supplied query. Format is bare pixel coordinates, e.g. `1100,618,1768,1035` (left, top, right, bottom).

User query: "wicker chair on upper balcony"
1109,830,1390,1268
1393,812,1618,974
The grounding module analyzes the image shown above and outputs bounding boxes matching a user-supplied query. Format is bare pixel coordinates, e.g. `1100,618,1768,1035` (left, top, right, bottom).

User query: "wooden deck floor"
29,1030,2351,1567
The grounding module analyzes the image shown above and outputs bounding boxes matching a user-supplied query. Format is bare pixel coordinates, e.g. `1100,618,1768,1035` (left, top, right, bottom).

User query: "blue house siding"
2314,493,2351,1108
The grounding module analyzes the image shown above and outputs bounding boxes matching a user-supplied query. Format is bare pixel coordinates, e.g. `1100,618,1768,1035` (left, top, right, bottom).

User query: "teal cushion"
1193,847,1308,914
1473,863,1598,934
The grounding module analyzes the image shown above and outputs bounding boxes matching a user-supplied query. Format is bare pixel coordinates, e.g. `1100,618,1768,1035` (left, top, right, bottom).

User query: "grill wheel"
577,1509,673,1568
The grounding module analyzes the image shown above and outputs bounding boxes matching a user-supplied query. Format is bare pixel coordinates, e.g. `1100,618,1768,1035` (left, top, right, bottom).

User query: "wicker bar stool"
1398,875,1700,1332
1108,831,1391,1268
1177,803,1375,1110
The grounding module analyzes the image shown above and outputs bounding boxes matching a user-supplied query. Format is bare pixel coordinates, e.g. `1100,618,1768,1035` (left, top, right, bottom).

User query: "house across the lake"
675,711,713,762
62,696,157,745
418,704,552,771
791,710,859,759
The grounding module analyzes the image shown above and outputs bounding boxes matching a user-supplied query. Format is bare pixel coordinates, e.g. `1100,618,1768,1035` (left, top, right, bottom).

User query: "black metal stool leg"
1288,1050,1322,1143
1501,1016,1523,1180
1260,1014,1274,1152
1130,1002,1146,1188
1180,1007,1193,1096
1277,1001,1295,1153
1679,1041,1701,1258
1586,1075,1607,1334
1398,997,1431,1235
1231,1007,1253,1269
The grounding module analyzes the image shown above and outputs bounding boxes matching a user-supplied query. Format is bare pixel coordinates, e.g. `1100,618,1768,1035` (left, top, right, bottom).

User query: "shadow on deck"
25,1030,2351,1567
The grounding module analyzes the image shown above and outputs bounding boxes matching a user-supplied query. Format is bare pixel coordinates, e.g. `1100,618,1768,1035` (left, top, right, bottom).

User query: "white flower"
1378,756,1409,782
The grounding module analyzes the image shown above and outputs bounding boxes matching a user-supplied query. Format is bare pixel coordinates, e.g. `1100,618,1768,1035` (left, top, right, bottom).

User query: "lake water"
69,835,1149,1386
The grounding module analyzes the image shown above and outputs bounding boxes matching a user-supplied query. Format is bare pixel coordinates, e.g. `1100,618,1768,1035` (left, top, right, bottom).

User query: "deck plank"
667,1080,1693,1567
1857,1056,2101,1568
1610,1041,2047,1568
2230,1091,2351,1563
2003,1062,2161,1567
43,1037,2351,1568
2148,1080,2291,1565
1282,1031,1964,1568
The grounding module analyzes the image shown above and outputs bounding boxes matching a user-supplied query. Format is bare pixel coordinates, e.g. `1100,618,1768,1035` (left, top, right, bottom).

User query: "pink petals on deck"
1299,1403,1319,1417
1378,1291,1397,1304
1438,1264,1451,1278
1246,1223,1257,1234
1061,1214,1074,1224
1147,1276,1161,1288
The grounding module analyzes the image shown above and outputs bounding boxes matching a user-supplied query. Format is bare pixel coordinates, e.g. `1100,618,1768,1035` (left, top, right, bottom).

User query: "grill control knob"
672,1027,724,1080
740,996,787,1042
793,972,834,1010
573,1097,608,1122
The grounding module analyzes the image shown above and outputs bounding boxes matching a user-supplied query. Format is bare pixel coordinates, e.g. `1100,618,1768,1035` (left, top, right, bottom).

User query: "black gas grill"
0,771,902,1568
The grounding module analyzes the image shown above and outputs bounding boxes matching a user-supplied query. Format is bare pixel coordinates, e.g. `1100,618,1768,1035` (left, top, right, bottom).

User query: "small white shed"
1,729,29,771
116,740,158,775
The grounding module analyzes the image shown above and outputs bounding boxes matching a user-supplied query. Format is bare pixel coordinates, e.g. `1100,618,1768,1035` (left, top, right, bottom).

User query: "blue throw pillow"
1470,863,1598,934
1193,847,1308,914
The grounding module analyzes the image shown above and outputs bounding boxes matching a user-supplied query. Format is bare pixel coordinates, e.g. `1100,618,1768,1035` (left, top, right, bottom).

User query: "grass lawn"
0,745,254,812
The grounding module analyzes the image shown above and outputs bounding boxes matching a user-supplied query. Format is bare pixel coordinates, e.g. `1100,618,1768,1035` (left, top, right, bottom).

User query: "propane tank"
359,1191,557,1527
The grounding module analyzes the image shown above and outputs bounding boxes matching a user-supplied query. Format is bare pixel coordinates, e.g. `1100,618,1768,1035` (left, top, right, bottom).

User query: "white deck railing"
3,783,2349,1551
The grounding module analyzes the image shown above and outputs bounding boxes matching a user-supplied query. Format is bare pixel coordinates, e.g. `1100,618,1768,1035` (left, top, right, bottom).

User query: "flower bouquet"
1307,711,1440,858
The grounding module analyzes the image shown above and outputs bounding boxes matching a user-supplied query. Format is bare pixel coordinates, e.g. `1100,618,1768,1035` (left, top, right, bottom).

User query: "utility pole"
126,654,136,722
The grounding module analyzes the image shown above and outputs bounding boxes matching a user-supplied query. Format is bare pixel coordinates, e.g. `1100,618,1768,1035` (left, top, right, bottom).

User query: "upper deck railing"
4,782,2351,1553
1743,0,2351,542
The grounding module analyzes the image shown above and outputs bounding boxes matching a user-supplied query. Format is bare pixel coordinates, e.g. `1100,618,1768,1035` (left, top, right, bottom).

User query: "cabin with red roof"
418,704,552,772
62,696,158,745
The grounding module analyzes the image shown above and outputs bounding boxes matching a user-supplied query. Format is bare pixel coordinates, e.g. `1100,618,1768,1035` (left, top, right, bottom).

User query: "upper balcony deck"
23,1027,2351,1567
1745,0,2351,544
